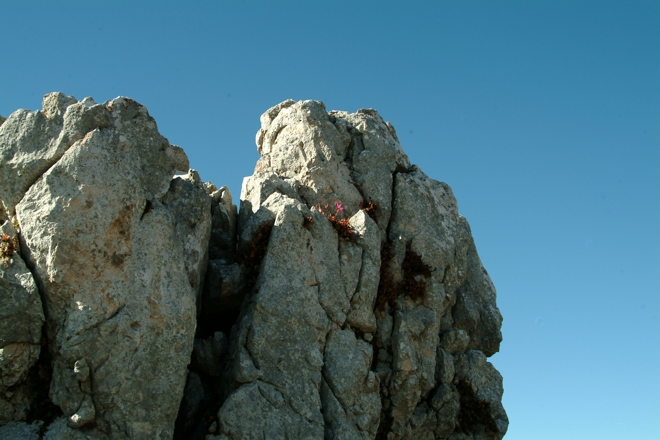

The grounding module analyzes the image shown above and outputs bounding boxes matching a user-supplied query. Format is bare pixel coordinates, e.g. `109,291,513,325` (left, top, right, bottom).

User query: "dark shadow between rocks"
25,327,62,436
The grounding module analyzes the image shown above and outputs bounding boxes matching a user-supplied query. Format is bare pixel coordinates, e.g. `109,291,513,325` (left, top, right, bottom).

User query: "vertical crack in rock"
0,217,55,430
1,93,210,439
208,99,507,440
1,95,506,439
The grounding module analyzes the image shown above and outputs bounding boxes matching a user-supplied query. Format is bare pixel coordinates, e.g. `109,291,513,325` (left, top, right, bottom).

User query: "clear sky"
2,2,658,438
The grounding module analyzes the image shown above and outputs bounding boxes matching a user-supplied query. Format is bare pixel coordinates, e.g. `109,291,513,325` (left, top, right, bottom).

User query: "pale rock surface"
1,94,210,438
214,100,507,439
161,169,213,318
0,93,105,220
0,95,506,439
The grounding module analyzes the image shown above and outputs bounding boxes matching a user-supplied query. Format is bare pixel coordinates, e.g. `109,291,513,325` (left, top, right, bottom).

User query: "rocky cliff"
0,94,507,439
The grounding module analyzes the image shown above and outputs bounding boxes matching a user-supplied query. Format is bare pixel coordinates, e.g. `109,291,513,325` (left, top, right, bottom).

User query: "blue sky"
2,2,658,438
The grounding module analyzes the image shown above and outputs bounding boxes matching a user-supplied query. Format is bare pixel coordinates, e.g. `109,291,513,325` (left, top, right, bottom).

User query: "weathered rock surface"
0,95,505,439
212,100,507,439
0,218,44,424
1,93,211,438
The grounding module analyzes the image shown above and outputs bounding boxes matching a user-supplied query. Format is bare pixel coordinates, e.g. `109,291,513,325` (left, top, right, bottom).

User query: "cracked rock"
1,93,210,438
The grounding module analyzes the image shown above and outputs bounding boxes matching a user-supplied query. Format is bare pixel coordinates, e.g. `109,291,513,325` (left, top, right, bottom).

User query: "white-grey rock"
345,211,380,333
0,92,105,219
321,328,381,439
452,231,503,357
3,94,209,438
453,350,508,439
44,417,106,440
203,261,245,316
0,95,506,439
178,370,206,435
217,195,329,438
161,169,212,318
213,99,506,439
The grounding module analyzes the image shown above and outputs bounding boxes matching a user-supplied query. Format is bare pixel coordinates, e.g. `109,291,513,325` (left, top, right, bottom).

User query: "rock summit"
0,94,507,439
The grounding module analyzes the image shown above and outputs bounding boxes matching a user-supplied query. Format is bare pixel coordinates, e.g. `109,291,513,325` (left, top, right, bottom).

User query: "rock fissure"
0,95,506,440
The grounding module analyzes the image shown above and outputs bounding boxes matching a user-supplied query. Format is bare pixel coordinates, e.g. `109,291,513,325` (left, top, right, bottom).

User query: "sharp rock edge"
0,94,507,440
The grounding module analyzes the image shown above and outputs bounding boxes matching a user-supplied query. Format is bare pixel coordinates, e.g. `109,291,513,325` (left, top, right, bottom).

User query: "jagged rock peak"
1,93,211,438
0,95,506,440
211,99,507,439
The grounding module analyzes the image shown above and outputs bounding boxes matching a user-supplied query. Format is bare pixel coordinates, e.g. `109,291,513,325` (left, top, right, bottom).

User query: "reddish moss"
400,244,432,301
328,216,357,242
359,199,379,222
354,183,379,222
376,242,432,311
318,203,358,243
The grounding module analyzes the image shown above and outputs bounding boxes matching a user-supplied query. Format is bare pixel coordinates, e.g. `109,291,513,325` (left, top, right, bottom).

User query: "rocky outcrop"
204,100,507,439
0,95,506,439
0,93,211,438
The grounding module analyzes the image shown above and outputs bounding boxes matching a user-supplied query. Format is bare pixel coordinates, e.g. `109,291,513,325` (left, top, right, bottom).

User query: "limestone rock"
321,328,381,439
2,94,210,438
0,219,44,423
213,99,506,439
453,351,508,439
161,169,213,318
177,371,206,435
0,95,505,439
0,93,105,220
202,261,245,317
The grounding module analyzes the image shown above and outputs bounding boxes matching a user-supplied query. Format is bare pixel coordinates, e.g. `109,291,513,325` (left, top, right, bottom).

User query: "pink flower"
334,201,344,212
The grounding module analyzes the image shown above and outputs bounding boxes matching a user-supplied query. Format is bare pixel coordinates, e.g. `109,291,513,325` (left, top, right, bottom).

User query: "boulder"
213,100,507,439
0,94,506,439
1,94,211,438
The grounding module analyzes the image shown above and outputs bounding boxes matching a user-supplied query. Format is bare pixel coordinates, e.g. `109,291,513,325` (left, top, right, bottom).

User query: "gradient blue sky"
2,2,658,438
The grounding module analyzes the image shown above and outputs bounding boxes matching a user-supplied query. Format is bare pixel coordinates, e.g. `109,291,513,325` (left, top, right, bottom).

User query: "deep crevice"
174,220,273,439
139,200,153,220
25,325,62,435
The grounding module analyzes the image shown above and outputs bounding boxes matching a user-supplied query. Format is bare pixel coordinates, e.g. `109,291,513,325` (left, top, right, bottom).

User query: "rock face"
209,100,507,440
0,93,211,438
0,95,506,439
